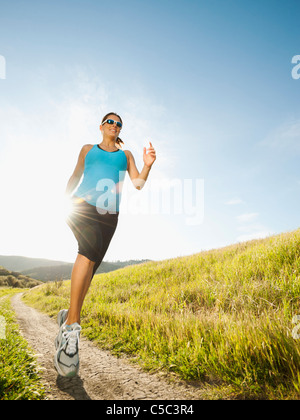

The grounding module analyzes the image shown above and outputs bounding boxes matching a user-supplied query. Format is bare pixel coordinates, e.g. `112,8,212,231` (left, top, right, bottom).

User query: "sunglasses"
102,119,122,128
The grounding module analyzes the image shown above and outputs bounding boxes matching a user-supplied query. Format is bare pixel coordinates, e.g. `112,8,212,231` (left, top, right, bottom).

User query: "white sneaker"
54,321,81,377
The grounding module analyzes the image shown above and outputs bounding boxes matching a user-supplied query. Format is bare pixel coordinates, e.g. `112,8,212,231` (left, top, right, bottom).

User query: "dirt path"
11,293,203,400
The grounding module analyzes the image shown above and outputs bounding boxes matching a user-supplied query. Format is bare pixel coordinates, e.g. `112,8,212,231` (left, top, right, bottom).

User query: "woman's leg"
65,254,95,325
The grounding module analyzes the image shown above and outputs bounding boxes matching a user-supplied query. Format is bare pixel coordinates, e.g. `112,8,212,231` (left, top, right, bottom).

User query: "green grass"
0,289,45,400
23,229,300,399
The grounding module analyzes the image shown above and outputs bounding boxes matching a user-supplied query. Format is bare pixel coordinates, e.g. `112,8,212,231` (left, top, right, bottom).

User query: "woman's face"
100,114,122,140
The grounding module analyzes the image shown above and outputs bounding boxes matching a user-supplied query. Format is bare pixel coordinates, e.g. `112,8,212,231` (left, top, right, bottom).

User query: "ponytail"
116,137,124,148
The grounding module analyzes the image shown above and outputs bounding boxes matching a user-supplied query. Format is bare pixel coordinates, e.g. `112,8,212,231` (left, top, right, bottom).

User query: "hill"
0,255,150,282
0,255,71,272
0,266,43,288
24,228,300,399
21,259,150,282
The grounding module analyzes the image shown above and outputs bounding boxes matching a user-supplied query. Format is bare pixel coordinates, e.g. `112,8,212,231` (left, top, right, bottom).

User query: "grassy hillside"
0,266,42,288
23,229,300,399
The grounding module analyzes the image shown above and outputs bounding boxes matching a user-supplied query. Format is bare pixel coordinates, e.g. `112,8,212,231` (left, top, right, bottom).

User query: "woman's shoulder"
82,144,94,151
77,144,94,162
123,149,133,158
81,143,94,154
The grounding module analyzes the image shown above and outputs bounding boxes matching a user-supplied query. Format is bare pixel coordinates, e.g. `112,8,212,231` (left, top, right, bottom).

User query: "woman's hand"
143,142,156,168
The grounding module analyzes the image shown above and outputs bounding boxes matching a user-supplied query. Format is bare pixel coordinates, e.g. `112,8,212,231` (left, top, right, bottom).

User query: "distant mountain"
0,255,70,272
0,266,43,288
0,255,150,282
21,260,150,282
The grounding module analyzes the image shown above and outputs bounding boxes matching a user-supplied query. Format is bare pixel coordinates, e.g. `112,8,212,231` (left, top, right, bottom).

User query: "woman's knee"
77,253,96,267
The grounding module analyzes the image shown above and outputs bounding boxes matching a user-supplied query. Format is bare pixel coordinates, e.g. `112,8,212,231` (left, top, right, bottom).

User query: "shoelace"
62,328,81,356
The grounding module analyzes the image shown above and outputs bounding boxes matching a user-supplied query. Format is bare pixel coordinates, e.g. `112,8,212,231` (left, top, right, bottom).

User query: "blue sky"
0,0,300,262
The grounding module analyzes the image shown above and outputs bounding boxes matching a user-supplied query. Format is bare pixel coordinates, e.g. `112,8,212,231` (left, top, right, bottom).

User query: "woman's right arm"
65,144,93,196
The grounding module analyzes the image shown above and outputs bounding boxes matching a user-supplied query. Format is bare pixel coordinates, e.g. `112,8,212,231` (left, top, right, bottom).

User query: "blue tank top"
74,145,128,213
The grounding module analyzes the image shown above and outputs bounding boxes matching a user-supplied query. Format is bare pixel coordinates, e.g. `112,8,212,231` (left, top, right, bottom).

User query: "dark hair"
101,112,124,148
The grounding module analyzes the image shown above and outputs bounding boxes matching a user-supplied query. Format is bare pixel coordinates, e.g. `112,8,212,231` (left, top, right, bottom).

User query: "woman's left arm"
125,142,156,190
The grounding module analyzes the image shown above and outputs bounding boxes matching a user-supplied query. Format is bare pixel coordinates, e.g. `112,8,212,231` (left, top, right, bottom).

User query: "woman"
54,112,156,377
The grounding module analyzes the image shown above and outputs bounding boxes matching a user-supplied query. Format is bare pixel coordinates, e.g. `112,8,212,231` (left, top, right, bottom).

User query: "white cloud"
237,212,259,223
260,117,300,154
236,231,273,243
235,212,274,243
225,198,243,205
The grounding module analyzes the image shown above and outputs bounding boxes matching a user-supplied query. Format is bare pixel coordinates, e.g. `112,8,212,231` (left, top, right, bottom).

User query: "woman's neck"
99,139,118,151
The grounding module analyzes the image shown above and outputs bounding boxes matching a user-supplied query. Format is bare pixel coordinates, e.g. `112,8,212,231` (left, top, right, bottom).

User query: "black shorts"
67,197,119,278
